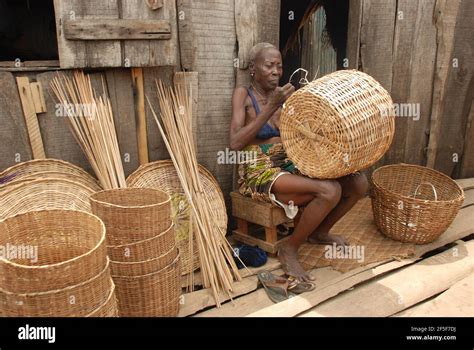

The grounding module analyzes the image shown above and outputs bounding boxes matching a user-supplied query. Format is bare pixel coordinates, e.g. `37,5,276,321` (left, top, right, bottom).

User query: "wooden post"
131,68,149,165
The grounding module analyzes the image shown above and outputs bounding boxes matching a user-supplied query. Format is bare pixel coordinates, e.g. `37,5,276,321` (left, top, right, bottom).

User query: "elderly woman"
230,43,369,282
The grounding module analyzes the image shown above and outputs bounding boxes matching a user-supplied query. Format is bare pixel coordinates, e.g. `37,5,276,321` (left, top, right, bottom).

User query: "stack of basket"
90,188,181,317
0,210,118,317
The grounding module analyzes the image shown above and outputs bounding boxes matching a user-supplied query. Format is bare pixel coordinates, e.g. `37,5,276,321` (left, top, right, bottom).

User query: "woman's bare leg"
270,174,341,281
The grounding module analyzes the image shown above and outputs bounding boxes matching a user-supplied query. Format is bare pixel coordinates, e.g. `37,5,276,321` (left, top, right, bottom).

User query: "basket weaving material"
280,70,395,179
112,253,181,317
90,188,172,246
0,210,107,294
0,159,100,188
126,160,227,275
110,246,178,277
371,164,464,244
0,259,114,317
106,223,176,262
0,178,96,220
86,284,119,317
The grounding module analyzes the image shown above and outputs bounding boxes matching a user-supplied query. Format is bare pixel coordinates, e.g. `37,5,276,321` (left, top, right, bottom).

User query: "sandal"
257,270,290,303
287,276,316,294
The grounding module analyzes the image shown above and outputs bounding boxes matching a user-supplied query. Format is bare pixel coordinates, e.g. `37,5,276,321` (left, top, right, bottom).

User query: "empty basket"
280,70,395,179
371,164,464,244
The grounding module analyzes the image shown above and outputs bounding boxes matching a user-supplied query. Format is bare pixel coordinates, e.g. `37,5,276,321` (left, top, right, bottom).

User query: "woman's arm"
229,84,294,150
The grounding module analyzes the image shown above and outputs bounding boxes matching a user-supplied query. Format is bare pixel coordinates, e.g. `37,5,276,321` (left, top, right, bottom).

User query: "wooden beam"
64,19,171,40
346,0,363,69
29,82,47,114
16,77,45,159
131,68,149,165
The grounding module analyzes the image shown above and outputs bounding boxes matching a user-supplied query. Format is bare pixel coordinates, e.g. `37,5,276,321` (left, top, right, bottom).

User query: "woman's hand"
268,83,295,108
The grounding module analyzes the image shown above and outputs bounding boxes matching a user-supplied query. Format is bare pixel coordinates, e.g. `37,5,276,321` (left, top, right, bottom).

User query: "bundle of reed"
147,80,242,305
50,71,126,189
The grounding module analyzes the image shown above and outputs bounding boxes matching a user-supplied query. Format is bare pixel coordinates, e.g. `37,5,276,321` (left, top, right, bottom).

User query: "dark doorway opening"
0,0,58,61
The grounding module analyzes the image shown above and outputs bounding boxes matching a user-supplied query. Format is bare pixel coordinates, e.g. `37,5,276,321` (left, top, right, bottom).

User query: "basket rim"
0,158,97,179
111,250,180,280
109,245,177,267
0,257,110,297
106,222,174,249
90,187,171,209
0,177,96,196
0,209,106,270
371,163,465,203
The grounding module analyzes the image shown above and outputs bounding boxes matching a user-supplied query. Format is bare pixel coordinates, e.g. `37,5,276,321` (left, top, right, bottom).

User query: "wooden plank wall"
349,0,473,178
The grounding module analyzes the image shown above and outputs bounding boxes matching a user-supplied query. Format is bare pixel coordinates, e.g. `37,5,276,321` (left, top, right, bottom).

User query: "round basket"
0,258,113,317
106,223,176,262
371,164,464,244
0,159,100,188
86,284,119,317
90,188,172,245
0,178,96,220
126,160,227,275
113,252,181,317
280,70,395,179
110,245,178,277
0,210,108,293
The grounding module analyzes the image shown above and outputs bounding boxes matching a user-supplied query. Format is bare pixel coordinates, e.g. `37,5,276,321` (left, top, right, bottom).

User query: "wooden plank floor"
182,178,474,317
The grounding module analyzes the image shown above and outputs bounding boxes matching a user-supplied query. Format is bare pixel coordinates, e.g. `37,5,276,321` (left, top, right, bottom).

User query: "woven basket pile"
280,70,395,179
371,164,464,244
90,188,181,317
0,210,118,316
126,160,227,280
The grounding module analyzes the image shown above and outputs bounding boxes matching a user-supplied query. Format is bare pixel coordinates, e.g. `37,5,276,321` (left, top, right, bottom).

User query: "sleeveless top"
247,88,280,139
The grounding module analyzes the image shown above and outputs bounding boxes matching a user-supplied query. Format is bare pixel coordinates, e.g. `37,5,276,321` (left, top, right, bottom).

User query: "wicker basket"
0,259,114,317
0,178,96,220
90,188,172,246
371,164,464,244
86,284,119,317
110,246,178,277
280,70,395,179
0,210,107,294
0,159,100,188
113,252,181,317
106,223,176,262
126,160,227,275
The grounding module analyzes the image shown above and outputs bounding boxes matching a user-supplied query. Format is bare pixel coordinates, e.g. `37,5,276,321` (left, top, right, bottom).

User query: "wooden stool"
230,191,295,254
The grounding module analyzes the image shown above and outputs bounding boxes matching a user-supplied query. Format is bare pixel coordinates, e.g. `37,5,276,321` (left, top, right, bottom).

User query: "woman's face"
252,48,283,91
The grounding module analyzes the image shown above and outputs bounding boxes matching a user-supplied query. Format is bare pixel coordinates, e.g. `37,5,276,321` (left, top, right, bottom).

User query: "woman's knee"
347,172,369,198
314,180,342,207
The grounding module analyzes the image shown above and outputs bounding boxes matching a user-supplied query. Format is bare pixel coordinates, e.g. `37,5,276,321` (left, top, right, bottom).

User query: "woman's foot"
307,232,349,246
277,243,314,282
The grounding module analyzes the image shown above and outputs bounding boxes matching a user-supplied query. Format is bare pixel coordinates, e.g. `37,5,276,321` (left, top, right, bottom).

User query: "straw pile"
147,79,241,305
50,71,126,189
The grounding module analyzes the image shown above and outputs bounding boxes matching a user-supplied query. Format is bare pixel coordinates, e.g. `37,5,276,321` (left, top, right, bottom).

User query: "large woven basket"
126,160,227,276
280,70,395,179
0,259,114,317
0,178,96,220
86,284,119,317
113,252,181,317
90,188,172,246
0,210,108,294
371,164,464,244
0,159,100,189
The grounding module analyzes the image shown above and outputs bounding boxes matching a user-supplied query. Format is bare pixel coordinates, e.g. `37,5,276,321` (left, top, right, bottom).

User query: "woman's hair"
249,42,277,65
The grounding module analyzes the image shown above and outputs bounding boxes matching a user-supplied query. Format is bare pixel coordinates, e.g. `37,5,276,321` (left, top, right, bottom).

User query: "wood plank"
460,99,474,178
359,0,396,92
0,72,32,171
0,61,60,68
256,0,280,45
36,71,93,173
54,0,121,68
16,77,45,159
131,68,149,165
394,273,474,317
64,19,171,40
301,241,474,317
235,0,257,70
29,82,47,114
426,0,462,169
121,0,178,67
346,0,363,69
104,69,139,177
